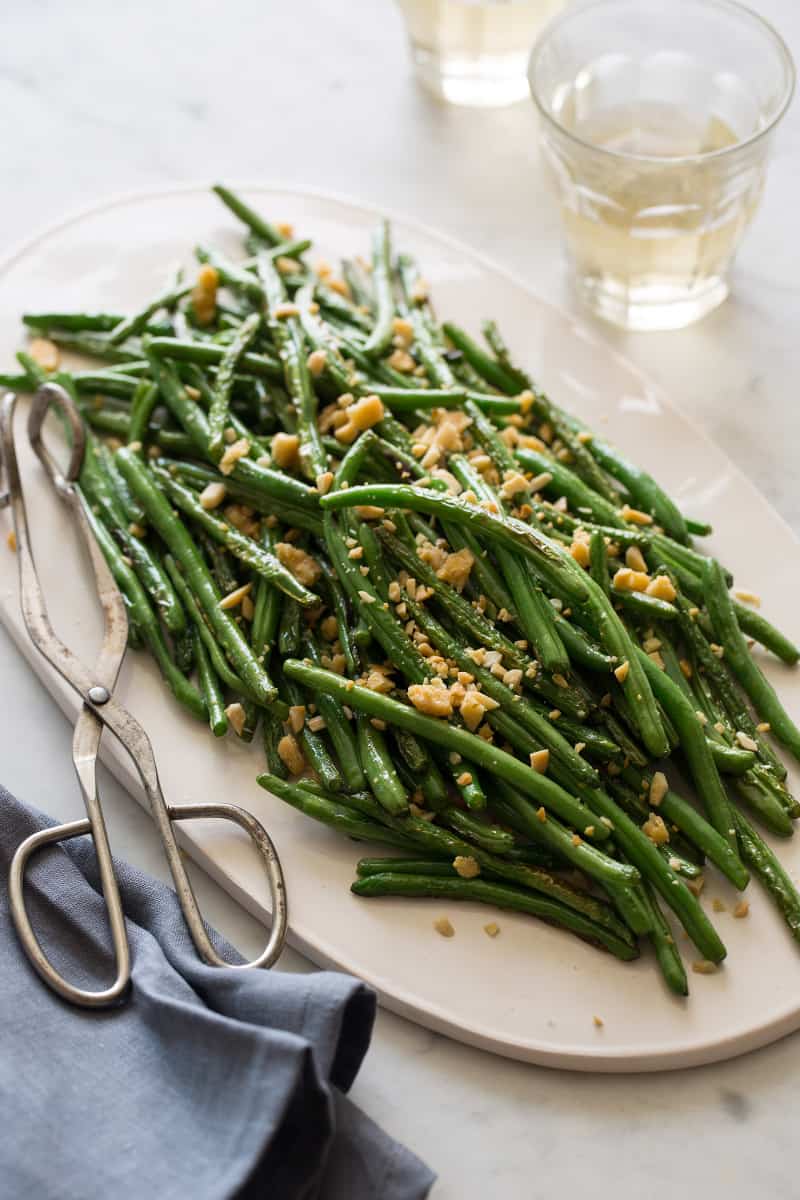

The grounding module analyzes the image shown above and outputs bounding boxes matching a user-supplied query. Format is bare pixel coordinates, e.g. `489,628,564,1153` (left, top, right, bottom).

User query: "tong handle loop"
168,803,288,970
28,382,86,497
8,816,131,1009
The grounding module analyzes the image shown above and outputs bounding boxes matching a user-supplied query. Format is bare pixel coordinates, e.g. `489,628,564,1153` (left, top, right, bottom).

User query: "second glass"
529,0,795,330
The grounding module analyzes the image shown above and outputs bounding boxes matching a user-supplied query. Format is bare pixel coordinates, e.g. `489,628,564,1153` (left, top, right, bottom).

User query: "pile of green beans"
9,183,800,998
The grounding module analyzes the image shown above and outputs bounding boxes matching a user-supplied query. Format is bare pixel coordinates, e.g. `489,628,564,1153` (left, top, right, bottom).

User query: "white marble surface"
2,1,800,1194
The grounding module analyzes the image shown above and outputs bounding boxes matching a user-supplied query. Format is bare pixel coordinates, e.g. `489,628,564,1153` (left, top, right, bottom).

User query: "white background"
1,2,799,1195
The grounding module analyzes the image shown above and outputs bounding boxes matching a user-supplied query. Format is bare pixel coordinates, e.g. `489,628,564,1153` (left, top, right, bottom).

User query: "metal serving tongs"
0,383,287,1008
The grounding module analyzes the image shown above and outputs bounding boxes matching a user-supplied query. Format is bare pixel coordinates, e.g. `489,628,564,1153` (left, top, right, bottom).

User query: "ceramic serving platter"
1,185,799,1071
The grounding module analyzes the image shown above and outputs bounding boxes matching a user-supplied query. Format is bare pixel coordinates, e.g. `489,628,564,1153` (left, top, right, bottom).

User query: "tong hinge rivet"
87,685,110,705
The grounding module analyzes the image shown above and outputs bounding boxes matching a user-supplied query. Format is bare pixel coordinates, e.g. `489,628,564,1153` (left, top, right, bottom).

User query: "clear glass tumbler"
528,0,795,330
397,0,565,108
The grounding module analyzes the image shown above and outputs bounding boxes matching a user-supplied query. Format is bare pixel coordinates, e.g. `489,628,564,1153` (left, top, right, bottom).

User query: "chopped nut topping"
649,771,669,807
679,659,693,680
593,1015,604,1028
6,530,17,553
530,749,550,773
272,301,300,319
756,722,771,733
642,636,662,654
712,898,727,913
391,316,414,346
536,807,547,823
434,916,455,938
436,547,474,592
569,540,591,568
551,673,569,689
357,589,375,604
613,567,651,593
614,660,630,683
625,545,648,574
691,960,717,975
642,812,670,844
288,705,306,734
453,855,480,879
733,900,750,919
733,588,761,608
334,393,385,444
459,689,499,731
271,431,300,469
275,542,321,586
308,715,327,732
408,683,453,718
277,733,305,776
456,772,473,787
348,545,364,560
696,710,708,726
306,348,327,377
387,348,416,373
219,437,251,475
735,730,758,751
483,922,500,938
219,582,253,611
225,702,246,737
199,481,227,510
191,264,219,326
315,471,334,495
27,337,60,372
687,876,705,897
620,504,654,526
645,575,677,602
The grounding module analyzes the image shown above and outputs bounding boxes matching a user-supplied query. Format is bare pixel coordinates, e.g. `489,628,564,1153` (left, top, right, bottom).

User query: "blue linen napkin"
0,787,435,1199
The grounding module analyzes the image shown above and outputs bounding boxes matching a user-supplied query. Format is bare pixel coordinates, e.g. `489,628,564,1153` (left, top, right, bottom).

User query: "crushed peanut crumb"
219,582,253,611
645,575,677,602
691,960,718,975
453,855,480,879
530,749,550,774
27,337,60,372
434,916,455,938
614,661,630,684
6,530,17,553
219,437,251,475
288,705,306,734
225,702,246,737
620,504,654,526
199,482,227,510
484,922,500,938
277,733,305,776
271,431,300,469
733,900,750,919
276,542,321,586
649,771,669,807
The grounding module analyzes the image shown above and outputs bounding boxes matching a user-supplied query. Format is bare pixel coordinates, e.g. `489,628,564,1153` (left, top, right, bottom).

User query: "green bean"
734,603,799,666
442,322,521,395
356,716,409,815
637,650,737,848
732,808,800,944
127,379,160,446
515,447,623,529
490,781,641,893
109,280,191,345
708,741,756,776
160,458,322,534
212,183,285,247
393,728,430,774
620,767,748,889
79,495,205,720
80,441,185,635
361,220,395,358
704,559,800,762
573,434,689,544
404,596,599,787
278,597,301,656
260,774,414,849
351,873,639,961
734,768,795,838
258,254,327,478
441,807,516,855
321,483,590,602
23,311,171,334
576,783,726,962
163,555,249,694
146,335,283,381
302,632,365,793
207,312,261,457
193,630,228,736
356,857,459,878
283,660,609,836
612,588,679,624
262,710,289,779
641,883,688,996
150,463,316,604
117,448,276,703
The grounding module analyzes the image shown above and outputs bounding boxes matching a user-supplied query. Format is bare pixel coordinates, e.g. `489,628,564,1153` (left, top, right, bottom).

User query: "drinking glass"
397,0,565,107
528,0,795,330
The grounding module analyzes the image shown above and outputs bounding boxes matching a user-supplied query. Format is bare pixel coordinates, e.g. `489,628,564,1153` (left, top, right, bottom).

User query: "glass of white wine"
396,0,565,107
528,0,795,330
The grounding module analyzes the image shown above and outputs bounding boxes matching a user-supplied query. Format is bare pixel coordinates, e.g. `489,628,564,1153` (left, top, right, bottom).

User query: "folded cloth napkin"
0,787,435,1200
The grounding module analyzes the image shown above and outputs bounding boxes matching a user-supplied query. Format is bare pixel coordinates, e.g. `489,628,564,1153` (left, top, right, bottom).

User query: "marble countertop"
2,1,799,1194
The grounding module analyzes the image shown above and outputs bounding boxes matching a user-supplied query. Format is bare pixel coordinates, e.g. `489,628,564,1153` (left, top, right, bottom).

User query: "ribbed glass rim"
528,0,795,166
